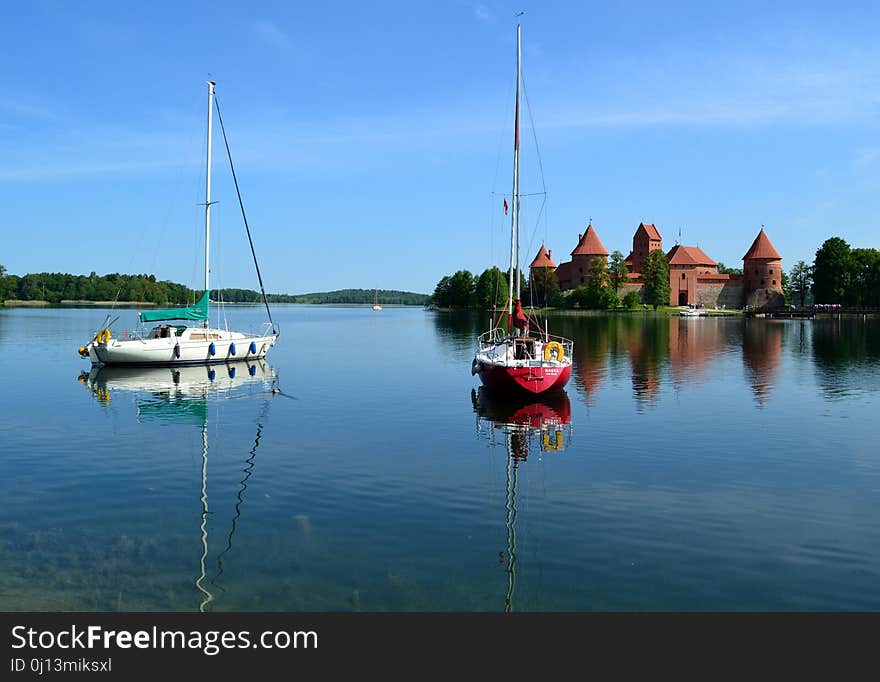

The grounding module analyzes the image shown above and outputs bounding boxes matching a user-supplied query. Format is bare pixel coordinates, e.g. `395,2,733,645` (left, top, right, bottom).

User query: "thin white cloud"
0,98,57,121
474,3,492,23
252,21,293,51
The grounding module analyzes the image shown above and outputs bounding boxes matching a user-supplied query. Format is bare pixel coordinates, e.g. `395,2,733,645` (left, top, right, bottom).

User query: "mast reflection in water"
471,387,572,611
79,361,278,611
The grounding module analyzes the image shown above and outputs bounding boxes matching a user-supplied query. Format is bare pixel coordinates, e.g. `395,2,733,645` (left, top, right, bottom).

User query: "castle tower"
742,228,783,292
529,244,556,273
553,223,608,290
570,222,608,279
625,222,662,274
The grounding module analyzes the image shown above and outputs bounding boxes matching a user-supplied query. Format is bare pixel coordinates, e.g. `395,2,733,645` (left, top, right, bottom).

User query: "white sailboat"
373,288,382,311
78,81,279,366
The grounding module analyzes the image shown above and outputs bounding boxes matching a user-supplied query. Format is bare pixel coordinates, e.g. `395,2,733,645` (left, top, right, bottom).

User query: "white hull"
87,329,277,366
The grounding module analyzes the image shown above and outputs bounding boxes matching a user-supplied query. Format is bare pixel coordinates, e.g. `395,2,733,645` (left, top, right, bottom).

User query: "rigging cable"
520,70,550,312
213,94,276,332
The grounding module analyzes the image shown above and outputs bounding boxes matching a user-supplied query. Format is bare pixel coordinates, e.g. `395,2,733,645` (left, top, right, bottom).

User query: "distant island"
0,269,429,306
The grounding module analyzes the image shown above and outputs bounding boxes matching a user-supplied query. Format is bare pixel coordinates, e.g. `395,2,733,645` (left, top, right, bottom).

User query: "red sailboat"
471,23,573,395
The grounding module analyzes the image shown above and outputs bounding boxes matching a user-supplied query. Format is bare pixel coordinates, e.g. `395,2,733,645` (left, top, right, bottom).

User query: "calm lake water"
1,305,879,611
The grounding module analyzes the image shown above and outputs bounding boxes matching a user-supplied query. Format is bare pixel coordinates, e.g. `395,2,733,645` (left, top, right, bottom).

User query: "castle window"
761,279,765,286
682,273,686,280
772,280,776,285
769,269,773,274
754,269,759,275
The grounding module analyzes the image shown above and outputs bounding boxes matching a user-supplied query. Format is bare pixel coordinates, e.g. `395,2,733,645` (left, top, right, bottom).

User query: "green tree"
622,290,641,308
528,267,559,306
608,251,629,294
642,249,671,309
475,267,508,311
432,276,453,308
573,257,617,309
812,237,853,304
570,285,590,309
444,270,476,308
851,248,880,306
789,260,812,307
502,269,528,302
717,262,743,275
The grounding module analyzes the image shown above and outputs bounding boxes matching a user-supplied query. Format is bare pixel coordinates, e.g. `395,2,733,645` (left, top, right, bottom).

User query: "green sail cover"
139,291,209,323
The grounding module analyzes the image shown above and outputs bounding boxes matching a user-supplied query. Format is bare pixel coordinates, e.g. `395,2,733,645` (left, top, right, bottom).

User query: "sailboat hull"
88,333,278,366
476,361,571,395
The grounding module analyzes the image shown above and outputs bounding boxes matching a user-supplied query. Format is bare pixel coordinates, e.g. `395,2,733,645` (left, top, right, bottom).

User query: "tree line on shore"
789,238,880,307
0,268,429,306
431,250,672,310
0,270,195,305
431,235,880,310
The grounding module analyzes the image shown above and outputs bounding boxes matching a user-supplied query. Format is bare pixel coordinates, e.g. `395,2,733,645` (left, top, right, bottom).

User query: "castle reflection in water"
571,315,786,410
431,312,855,411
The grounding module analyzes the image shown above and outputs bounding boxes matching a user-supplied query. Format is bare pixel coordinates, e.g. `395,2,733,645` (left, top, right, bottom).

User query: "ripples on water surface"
0,306,878,611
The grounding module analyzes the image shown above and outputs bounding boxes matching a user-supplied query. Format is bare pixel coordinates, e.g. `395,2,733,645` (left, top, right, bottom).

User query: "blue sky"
2,0,880,294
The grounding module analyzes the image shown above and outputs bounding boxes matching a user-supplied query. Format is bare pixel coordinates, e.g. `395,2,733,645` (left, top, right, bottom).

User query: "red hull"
477,362,572,395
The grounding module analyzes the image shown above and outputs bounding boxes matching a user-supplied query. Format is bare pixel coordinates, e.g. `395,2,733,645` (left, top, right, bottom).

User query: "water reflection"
811,318,880,401
471,387,572,611
516,315,791,410
78,361,278,611
471,387,572,461
742,320,783,408
571,320,608,406
431,311,483,357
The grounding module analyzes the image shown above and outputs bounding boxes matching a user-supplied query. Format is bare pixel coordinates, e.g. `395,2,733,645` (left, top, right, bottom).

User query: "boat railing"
477,329,573,362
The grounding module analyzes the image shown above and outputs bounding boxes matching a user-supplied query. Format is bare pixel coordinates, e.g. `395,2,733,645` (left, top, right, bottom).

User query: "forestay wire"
213,94,276,332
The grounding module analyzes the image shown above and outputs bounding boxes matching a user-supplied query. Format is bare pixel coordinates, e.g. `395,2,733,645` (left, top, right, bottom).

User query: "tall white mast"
508,24,522,316
514,23,521,302
204,81,215,302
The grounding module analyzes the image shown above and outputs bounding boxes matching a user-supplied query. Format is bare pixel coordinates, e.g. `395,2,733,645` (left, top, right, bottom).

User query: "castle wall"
620,281,644,302
745,289,785,309
695,278,745,308
620,276,746,308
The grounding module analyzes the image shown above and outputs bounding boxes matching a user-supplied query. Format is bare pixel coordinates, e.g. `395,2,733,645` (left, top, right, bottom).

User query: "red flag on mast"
503,198,509,215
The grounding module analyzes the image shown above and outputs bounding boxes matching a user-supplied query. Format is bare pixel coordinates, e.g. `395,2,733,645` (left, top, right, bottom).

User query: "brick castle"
530,222,784,308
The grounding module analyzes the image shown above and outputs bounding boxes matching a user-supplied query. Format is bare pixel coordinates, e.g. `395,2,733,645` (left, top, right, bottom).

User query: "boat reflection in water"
471,387,572,611
77,361,279,611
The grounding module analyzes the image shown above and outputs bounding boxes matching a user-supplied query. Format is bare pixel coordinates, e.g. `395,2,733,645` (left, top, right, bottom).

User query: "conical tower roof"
571,223,609,257
743,228,782,260
529,244,557,268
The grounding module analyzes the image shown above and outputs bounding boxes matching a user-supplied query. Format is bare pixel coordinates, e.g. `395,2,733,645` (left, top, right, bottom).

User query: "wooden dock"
747,306,880,319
